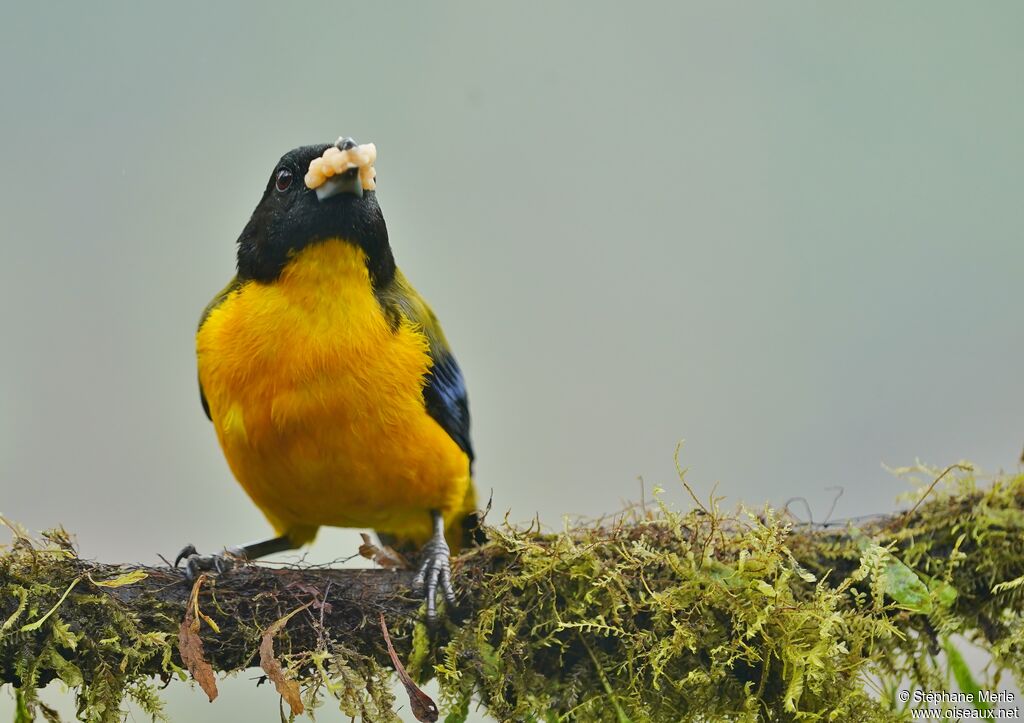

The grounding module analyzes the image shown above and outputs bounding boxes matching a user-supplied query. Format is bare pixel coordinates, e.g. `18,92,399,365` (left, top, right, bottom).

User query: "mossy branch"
3,466,1024,722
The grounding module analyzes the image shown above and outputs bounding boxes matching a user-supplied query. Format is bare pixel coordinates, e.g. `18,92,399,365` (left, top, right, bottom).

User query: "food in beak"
304,142,377,194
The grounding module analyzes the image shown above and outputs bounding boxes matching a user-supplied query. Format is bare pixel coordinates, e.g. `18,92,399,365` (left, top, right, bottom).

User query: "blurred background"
1,2,1021,720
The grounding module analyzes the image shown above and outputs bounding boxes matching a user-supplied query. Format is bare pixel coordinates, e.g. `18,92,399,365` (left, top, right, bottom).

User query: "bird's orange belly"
196,242,471,544
221,376,471,539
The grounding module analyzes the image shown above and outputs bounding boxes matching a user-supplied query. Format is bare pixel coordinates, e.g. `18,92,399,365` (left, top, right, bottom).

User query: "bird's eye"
275,168,293,192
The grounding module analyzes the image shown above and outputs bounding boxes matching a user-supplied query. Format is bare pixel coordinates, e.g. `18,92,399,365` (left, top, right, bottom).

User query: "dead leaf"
380,613,438,722
178,575,217,702
259,603,311,716
359,533,410,569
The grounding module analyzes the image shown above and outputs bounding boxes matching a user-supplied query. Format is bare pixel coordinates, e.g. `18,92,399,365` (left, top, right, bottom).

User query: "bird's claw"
411,534,456,623
172,543,240,582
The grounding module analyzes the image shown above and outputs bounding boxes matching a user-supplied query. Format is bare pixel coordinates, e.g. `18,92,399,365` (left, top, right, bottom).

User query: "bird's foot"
173,544,244,582
410,529,456,624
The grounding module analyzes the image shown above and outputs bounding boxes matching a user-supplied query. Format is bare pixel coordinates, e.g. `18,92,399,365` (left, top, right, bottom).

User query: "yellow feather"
221,403,248,444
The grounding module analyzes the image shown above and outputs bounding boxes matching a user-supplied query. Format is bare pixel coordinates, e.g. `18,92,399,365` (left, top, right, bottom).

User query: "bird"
176,137,479,619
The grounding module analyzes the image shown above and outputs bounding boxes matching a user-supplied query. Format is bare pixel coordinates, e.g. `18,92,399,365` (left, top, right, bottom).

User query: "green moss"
433,466,1024,720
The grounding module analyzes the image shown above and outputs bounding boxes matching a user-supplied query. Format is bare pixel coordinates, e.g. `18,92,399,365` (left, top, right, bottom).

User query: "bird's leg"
410,510,456,622
173,535,296,582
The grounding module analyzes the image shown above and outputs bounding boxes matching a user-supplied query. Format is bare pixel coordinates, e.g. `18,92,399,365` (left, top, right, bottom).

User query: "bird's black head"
235,139,394,286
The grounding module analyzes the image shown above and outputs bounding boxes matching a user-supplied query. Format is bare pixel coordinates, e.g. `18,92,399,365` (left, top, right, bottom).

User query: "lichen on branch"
2,465,1024,722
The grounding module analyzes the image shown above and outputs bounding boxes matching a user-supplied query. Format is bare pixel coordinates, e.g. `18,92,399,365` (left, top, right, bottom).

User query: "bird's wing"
376,271,475,467
197,277,243,421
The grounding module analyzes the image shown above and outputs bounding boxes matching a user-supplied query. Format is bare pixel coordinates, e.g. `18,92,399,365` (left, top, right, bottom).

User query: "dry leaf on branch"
379,613,438,722
177,575,218,702
259,603,311,716
359,533,409,569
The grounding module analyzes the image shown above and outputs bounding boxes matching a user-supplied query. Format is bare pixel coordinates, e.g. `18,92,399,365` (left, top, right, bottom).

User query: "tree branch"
2,467,1023,722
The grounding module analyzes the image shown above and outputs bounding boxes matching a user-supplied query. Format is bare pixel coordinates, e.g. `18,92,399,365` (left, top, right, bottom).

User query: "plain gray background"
2,3,1022,721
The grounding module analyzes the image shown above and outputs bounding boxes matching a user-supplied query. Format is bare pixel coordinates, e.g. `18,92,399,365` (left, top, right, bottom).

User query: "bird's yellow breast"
196,240,471,544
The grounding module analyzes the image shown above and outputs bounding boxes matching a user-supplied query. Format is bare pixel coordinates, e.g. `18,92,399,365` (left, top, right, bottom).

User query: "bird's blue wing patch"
422,344,474,466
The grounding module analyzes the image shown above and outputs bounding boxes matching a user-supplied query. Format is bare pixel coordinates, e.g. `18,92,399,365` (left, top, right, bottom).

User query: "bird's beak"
315,171,363,201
